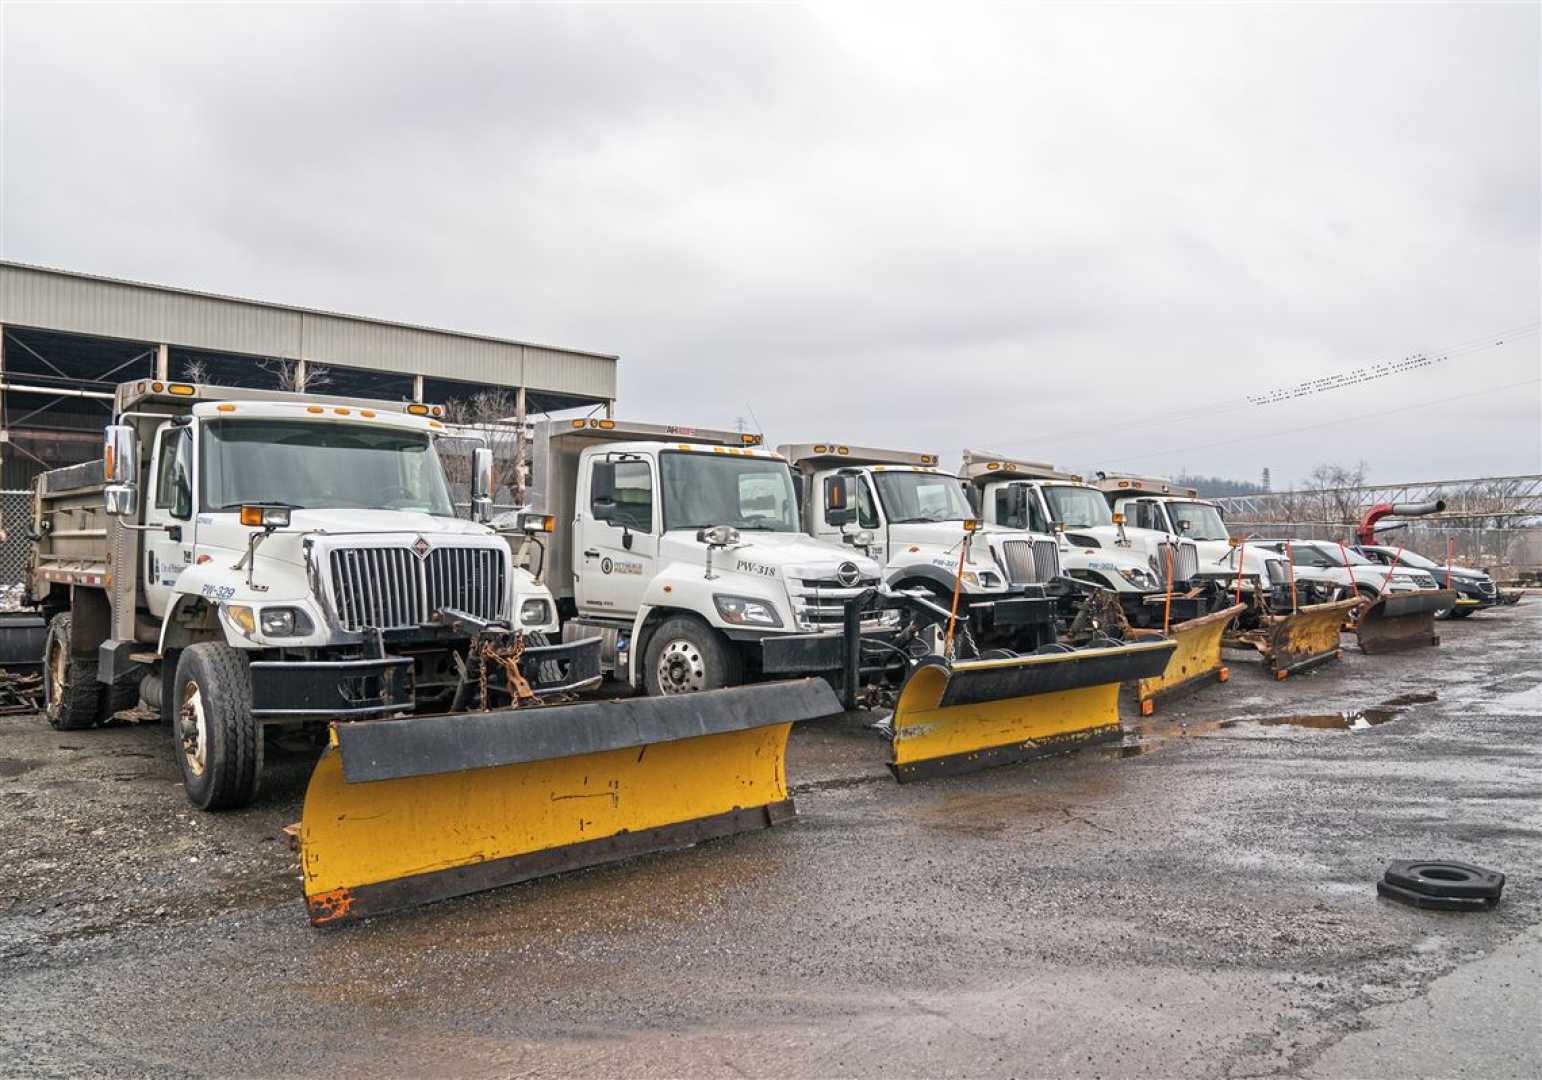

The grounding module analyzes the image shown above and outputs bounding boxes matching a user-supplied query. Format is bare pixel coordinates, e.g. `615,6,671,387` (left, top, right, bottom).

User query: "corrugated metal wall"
0,262,616,401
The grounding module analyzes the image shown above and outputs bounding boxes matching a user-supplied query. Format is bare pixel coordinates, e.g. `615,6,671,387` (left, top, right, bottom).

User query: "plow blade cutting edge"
1133,603,1248,713
889,639,1177,782
1355,590,1456,655
301,678,839,926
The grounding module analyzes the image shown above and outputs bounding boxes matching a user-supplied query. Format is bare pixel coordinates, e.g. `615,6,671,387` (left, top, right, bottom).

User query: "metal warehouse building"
0,261,618,489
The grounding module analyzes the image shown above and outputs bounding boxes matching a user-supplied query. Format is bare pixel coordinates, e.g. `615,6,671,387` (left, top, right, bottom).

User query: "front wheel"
643,616,741,696
172,643,263,810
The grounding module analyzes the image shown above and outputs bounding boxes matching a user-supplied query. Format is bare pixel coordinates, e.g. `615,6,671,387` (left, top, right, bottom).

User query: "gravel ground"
1,603,1538,1078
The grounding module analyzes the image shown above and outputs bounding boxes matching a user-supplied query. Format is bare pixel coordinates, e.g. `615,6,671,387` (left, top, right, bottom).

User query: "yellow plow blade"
1355,589,1455,655
1235,598,1359,678
1134,603,1248,715
301,678,839,926
889,639,1176,782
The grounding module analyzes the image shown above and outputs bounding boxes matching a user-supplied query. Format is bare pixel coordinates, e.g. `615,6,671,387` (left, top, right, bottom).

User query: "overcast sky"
3,2,1538,487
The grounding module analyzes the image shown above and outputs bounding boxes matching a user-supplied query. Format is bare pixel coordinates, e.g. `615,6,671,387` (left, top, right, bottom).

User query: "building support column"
412,374,425,403
155,343,169,381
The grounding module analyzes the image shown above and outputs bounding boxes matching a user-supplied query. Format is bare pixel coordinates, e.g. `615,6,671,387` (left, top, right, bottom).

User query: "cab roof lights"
777,443,939,469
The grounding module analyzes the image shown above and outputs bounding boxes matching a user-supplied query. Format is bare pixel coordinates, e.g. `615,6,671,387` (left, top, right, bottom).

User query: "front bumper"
249,636,603,718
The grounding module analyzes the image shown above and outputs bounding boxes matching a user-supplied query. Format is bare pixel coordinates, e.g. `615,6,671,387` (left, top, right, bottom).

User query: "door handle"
583,549,600,559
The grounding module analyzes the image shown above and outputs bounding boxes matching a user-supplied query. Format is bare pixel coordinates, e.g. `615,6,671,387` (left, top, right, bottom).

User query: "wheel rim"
656,639,707,694
45,636,65,712
178,683,209,777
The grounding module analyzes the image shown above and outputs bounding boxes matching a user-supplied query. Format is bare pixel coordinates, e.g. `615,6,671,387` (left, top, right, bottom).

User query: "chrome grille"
327,544,506,631
426,547,506,625
330,547,424,631
1156,540,1199,586
1000,539,1059,585
790,576,882,628
1033,539,1061,582
999,540,1036,585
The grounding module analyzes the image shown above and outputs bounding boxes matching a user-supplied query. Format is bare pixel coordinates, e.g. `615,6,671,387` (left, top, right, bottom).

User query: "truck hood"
196,509,500,567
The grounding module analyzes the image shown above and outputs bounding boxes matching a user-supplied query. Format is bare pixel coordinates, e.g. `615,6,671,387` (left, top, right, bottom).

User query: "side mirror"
824,475,854,527
471,446,494,523
102,424,140,518
591,461,617,523
1177,520,1192,533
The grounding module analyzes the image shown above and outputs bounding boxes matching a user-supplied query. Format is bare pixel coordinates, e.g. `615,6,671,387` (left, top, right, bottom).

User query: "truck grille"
999,539,1060,585
1156,540,1199,586
328,545,506,631
1478,580,1497,596
790,575,883,629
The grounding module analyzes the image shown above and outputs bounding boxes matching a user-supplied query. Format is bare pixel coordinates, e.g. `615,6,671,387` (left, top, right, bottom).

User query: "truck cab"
1094,472,1237,582
778,443,1064,603
528,419,884,695
958,452,1192,606
30,379,577,811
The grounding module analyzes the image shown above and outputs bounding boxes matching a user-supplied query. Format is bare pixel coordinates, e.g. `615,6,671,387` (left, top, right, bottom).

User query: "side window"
154,429,179,510
162,428,193,520
995,488,1023,530
856,478,880,529
1027,493,1049,534
596,459,653,533
1137,501,1165,532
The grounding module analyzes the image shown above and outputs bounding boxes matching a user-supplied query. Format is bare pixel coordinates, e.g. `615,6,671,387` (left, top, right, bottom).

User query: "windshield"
1044,485,1113,528
659,451,799,532
873,470,974,523
1166,501,1229,541
201,420,456,516
1388,549,1441,570
1304,543,1374,567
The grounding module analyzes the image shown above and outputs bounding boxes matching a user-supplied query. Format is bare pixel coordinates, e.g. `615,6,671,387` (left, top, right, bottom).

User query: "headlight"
713,594,783,627
977,571,1002,588
519,598,552,625
1120,568,1157,589
225,605,256,636
259,606,314,637
960,571,980,588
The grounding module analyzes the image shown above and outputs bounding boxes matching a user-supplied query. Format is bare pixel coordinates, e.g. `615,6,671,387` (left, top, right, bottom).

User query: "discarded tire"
1378,860,1504,911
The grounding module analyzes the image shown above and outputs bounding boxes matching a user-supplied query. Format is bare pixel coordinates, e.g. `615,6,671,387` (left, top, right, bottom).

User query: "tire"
1355,584,1380,604
643,616,741,696
1449,608,1475,619
172,643,263,810
42,613,104,730
522,630,564,689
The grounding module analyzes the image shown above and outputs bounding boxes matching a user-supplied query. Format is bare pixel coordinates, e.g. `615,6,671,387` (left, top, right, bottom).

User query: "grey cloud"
2,2,1537,486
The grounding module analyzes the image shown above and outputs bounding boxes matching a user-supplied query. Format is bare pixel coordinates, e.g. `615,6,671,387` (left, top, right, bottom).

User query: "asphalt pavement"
1,603,1538,1078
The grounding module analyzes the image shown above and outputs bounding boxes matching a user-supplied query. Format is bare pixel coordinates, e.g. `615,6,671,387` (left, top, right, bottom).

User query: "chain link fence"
1226,521,1542,579
0,490,33,590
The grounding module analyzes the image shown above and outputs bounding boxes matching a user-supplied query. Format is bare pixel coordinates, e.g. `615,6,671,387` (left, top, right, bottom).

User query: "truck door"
144,423,196,618
575,456,657,617
1133,499,1173,536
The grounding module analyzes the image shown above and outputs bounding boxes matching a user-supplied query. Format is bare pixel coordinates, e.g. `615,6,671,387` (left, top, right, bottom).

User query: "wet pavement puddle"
1107,691,1439,757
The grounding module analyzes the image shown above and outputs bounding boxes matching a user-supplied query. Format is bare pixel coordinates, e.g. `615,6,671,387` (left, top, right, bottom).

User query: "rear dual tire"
42,614,103,730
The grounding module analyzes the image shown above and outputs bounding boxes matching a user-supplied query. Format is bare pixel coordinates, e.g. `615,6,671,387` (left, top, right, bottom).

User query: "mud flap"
888,639,1176,782
1355,590,1455,655
1133,603,1247,714
1232,599,1358,678
300,678,839,926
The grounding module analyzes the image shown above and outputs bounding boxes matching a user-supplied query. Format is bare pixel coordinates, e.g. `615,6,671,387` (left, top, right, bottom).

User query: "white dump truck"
776,442,1071,648
525,419,889,695
22,379,591,811
957,451,1202,627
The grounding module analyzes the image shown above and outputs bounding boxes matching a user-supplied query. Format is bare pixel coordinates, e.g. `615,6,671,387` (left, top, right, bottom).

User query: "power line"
998,321,1540,454
1105,376,1542,467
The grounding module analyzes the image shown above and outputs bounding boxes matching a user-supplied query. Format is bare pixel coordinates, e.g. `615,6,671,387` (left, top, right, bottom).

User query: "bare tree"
440,391,525,503
258,358,332,393
1299,460,1368,522
179,358,211,384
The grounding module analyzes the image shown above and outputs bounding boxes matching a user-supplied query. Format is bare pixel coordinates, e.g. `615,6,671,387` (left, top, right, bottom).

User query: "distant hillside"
1173,473,1267,499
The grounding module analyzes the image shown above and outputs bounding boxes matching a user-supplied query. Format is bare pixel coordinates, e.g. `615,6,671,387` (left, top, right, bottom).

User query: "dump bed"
31,458,113,598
